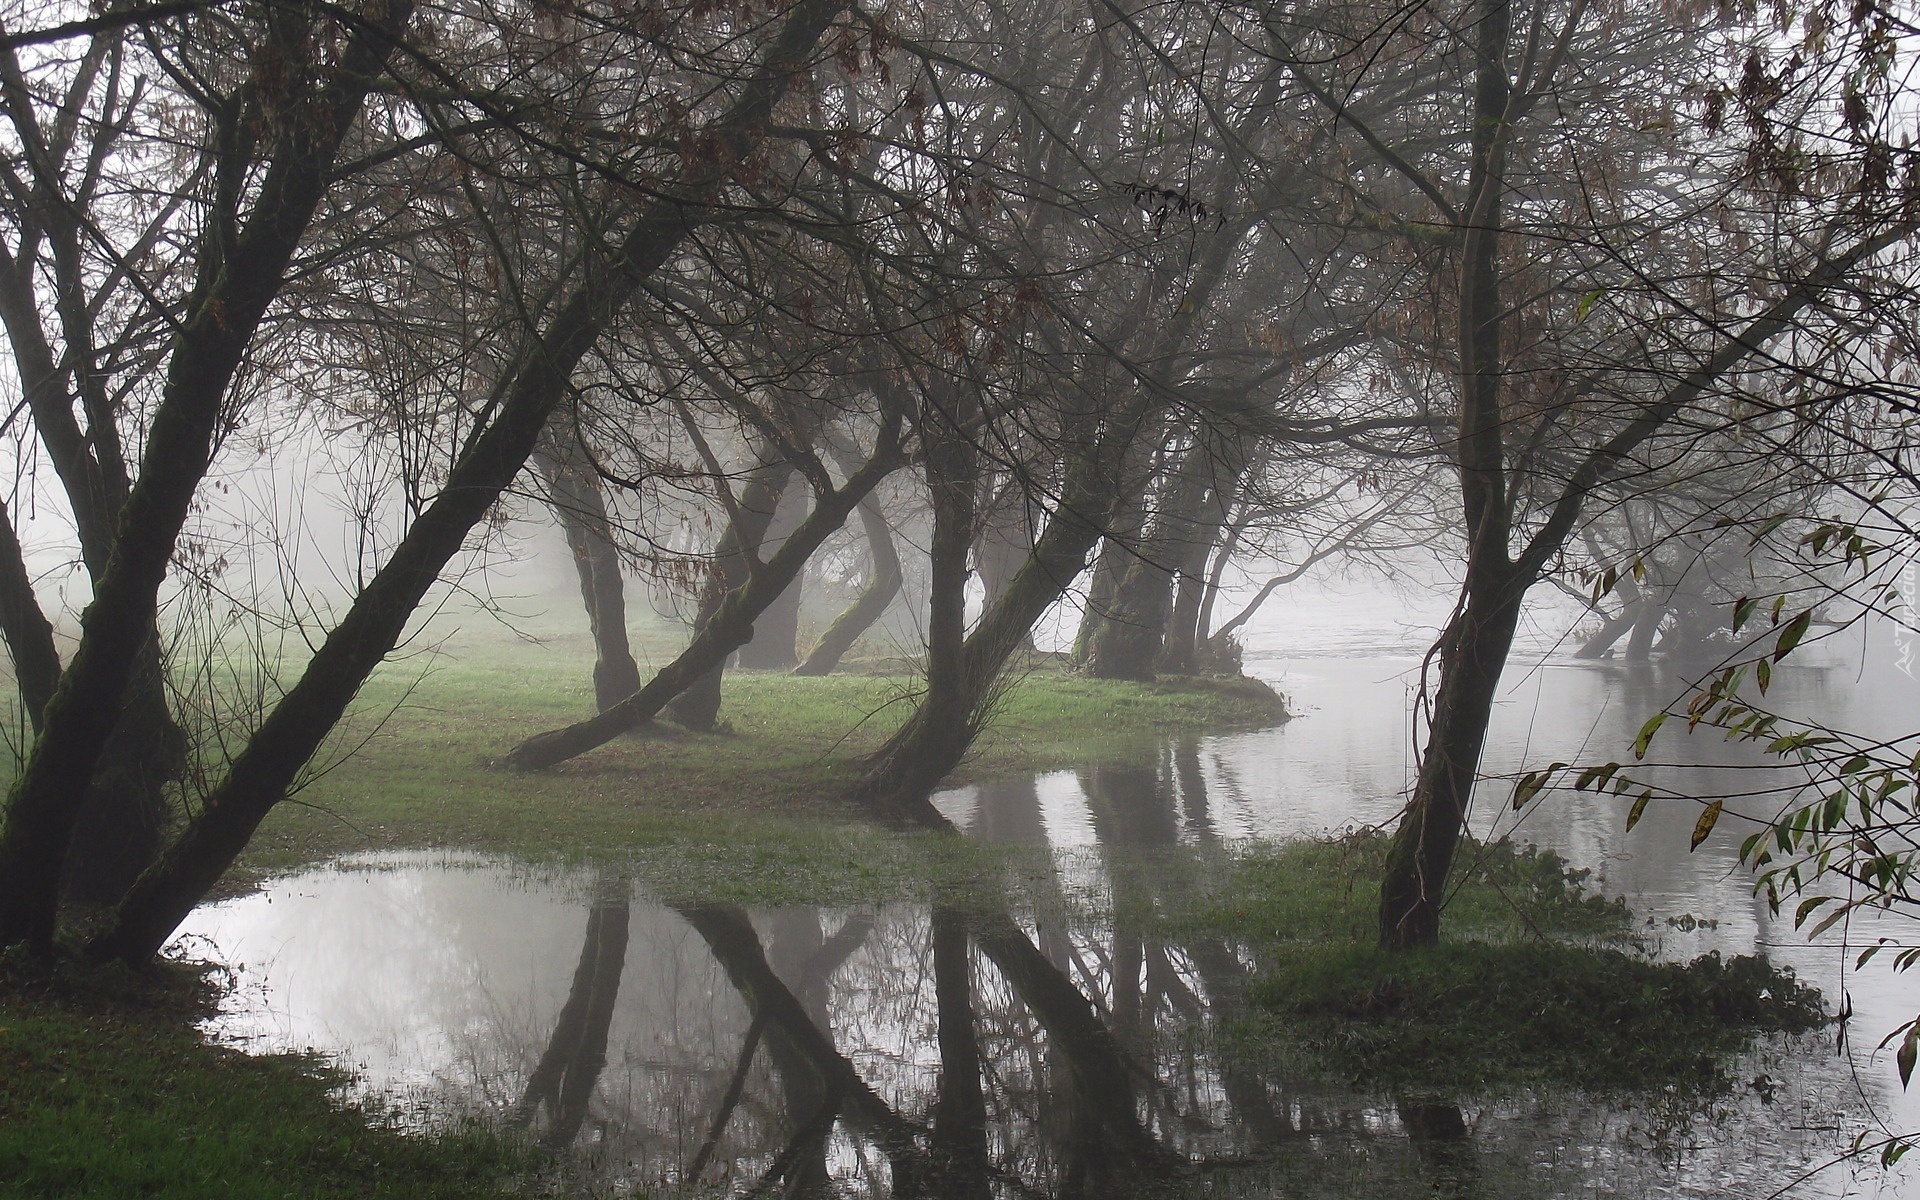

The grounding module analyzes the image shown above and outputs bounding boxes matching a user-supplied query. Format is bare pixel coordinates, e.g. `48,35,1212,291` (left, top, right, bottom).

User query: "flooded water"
175,633,1920,1197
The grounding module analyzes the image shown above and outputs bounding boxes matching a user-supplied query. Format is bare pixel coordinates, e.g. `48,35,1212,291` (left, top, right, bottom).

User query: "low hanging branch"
505,430,903,770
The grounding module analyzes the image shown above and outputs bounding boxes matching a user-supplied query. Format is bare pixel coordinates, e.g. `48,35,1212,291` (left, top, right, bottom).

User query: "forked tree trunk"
853,422,1127,820
792,495,901,676
535,425,643,713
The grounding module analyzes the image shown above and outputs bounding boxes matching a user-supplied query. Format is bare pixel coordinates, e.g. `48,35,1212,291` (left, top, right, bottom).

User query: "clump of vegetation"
1190,831,1823,1098
1245,943,1824,1095
0,961,531,1199
1190,830,1631,947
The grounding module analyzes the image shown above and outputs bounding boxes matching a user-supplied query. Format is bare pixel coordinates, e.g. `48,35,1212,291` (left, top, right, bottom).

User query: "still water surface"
177,647,1920,1197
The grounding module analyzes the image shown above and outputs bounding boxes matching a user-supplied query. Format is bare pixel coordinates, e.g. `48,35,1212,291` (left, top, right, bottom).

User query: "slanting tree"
5,0,859,961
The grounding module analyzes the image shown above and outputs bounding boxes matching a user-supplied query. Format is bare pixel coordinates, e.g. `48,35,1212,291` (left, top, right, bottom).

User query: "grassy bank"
246,647,1287,878
0,965,528,1199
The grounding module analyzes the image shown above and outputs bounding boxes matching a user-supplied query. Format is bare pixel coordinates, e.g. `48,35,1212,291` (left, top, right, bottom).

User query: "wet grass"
1184,831,1826,1099
0,962,531,1199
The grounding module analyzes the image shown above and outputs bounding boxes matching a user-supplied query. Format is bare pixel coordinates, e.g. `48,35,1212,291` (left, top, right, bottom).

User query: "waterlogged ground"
173,652,1920,1198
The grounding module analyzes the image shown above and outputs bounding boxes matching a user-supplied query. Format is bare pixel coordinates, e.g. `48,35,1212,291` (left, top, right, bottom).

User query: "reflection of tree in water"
509,876,630,1151
475,755,1864,1197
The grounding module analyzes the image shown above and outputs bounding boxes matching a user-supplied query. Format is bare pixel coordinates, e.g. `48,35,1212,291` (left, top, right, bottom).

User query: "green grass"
237,644,1286,889
0,964,531,1199
1176,831,1826,1099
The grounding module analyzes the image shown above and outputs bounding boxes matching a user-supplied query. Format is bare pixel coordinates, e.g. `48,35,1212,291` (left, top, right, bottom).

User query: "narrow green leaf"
1690,800,1723,851
1634,713,1667,759
1774,610,1813,661
1626,789,1653,832
1732,597,1756,633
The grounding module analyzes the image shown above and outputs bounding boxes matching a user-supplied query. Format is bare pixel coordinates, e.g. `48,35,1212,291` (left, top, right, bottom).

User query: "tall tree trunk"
791,495,900,676
84,0,850,963
0,2,418,953
733,480,807,671
665,458,794,730
534,424,643,713
1377,0,1513,953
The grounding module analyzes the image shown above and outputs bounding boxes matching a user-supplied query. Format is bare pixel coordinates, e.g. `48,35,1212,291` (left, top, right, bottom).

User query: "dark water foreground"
175,657,1920,1197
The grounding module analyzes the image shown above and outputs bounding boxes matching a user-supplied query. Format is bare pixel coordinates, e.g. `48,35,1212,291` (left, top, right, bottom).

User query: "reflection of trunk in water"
512,883,632,1151
931,906,992,1199
1397,1102,1479,1200
675,903,928,1194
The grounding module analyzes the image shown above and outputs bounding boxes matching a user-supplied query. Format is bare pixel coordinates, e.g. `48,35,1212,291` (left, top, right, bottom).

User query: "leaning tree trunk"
792,494,901,676
733,481,807,671
0,3,419,954
534,424,643,713
505,447,899,769
83,0,850,964
665,458,794,730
